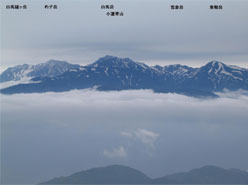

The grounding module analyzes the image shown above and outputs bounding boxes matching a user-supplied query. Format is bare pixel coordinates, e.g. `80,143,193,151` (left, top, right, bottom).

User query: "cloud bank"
1,89,248,184
104,146,127,158
121,129,159,148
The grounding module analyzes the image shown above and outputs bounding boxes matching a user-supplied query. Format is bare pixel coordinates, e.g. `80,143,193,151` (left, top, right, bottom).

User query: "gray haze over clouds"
1,0,248,72
1,90,248,184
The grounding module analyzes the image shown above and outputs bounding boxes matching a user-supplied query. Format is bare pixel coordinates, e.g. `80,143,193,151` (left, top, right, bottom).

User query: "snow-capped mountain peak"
1,56,247,97
0,60,80,82
89,55,137,68
202,61,245,78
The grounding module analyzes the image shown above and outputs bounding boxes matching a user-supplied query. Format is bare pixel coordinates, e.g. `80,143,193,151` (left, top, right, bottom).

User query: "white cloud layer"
103,146,127,158
135,129,159,147
121,129,159,148
1,89,248,184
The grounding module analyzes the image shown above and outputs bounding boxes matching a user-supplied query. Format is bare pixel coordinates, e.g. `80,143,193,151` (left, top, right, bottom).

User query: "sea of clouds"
1,89,248,184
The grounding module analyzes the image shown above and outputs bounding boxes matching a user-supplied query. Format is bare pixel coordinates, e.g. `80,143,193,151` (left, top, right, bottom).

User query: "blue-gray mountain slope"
40,165,153,184
1,56,247,97
40,165,248,184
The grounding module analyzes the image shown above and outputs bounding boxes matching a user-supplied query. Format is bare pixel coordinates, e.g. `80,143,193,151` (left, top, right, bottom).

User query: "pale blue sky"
1,0,248,72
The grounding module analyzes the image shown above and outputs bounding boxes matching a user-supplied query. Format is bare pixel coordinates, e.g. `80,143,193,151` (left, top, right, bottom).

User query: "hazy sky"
1,90,248,184
1,0,248,72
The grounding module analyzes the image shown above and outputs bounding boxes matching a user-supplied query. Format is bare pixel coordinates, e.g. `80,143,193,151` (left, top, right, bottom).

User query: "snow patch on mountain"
0,60,80,83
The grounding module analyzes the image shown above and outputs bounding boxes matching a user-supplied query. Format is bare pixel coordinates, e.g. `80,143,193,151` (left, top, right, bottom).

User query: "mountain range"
1,56,248,97
0,59,80,82
40,165,248,184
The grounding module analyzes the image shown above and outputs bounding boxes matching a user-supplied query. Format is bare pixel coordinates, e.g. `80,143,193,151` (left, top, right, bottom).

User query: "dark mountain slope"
40,165,248,184
153,165,248,184
40,165,153,184
1,56,247,97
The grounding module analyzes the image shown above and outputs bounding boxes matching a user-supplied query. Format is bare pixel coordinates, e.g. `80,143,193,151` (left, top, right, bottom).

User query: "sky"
0,0,248,73
1,90,248,184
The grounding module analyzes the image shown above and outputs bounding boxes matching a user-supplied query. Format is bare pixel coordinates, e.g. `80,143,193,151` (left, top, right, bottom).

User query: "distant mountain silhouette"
40,165,152,184
153,165,248,184
1,56,248,97
40,165,248,184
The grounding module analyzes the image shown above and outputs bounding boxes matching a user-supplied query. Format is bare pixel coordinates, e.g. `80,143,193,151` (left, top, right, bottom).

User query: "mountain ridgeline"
1,56,248,97
40,165,248,184
0,59,80,82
